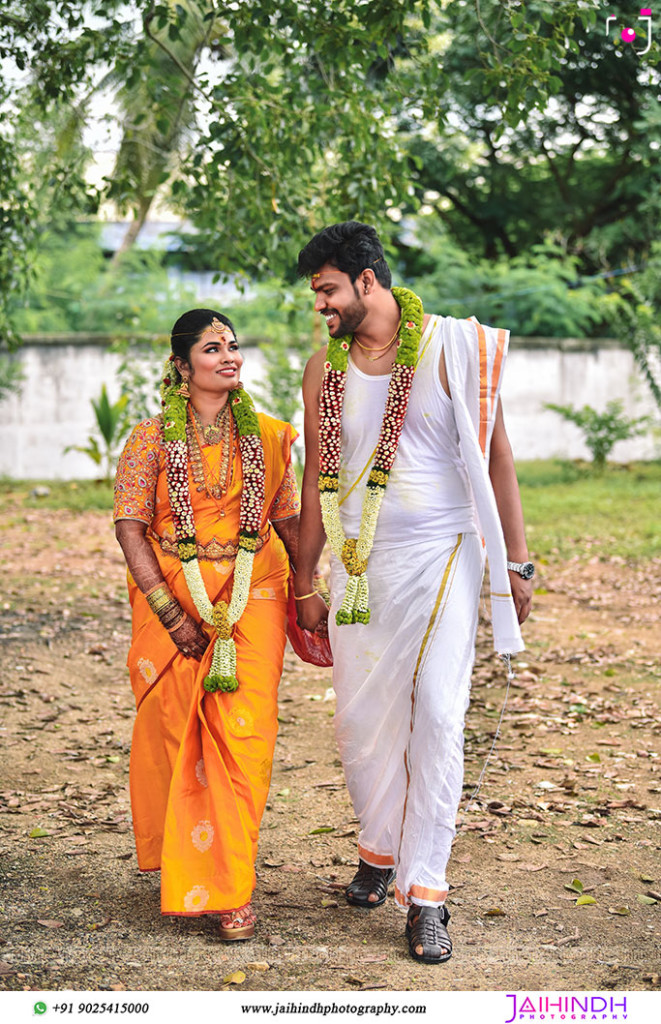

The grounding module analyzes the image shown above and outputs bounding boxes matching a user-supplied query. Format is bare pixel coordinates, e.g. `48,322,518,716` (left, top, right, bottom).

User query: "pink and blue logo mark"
606,7,653,55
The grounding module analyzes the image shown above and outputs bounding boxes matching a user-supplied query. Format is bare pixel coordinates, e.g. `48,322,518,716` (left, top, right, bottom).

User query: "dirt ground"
0,498,659,993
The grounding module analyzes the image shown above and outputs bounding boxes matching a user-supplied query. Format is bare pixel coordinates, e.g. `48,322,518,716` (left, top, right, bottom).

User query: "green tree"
404,0,660,268
1,0,605,344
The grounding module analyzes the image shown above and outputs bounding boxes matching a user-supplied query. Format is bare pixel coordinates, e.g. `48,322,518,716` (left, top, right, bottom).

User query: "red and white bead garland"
318,288,424,625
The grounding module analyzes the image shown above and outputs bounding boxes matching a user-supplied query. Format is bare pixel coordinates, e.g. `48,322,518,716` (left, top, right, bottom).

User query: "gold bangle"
164,612,186,633
294,591,318,601
145,582,174,615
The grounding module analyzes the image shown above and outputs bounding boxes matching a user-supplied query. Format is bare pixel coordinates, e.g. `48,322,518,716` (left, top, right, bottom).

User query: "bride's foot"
218,901,256,941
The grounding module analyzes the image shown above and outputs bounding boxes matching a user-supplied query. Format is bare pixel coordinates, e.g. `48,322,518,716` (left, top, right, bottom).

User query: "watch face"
521,562,535,580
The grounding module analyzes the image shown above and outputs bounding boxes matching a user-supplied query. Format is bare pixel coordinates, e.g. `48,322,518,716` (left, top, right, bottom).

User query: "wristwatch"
507,560,535,580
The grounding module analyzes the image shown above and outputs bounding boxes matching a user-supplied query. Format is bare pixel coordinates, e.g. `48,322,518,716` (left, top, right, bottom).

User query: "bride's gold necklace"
352,325,399,361
187,403,233,500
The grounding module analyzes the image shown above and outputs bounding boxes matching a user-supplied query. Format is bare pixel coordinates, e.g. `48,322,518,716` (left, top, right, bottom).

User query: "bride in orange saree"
113,309,300,940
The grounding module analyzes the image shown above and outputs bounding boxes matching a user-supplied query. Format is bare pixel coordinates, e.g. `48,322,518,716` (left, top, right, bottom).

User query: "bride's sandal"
218,901,256,941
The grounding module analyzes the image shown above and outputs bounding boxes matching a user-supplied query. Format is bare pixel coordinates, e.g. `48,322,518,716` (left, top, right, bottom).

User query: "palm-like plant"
106,1,218,262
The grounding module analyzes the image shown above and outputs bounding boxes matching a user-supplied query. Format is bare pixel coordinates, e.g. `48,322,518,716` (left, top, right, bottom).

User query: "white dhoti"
329,314,523,909
330,530,484,907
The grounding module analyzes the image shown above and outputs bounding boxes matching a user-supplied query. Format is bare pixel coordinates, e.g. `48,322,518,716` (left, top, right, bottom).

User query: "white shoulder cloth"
441,315,525,655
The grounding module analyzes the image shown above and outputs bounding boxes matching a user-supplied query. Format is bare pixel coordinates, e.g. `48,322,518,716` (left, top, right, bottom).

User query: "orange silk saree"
114,412,298,915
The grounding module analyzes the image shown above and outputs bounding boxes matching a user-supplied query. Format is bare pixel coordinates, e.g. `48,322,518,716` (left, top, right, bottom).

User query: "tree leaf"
608,906,631,916
28,827,50,838
37,919,64,928
222,970,246,985
575,895,596,906
637,894,658,905
484,907,506,916
308,826,335,835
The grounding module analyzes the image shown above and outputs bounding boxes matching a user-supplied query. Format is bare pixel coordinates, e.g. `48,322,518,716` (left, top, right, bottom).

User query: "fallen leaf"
608,906,631,916
89,916,112,931
575,895,596,906
516,863,548,872
309,826,335,835
533,910,548,918
496,853,520,862
637,894,658,905
223,970,246,985
28,827,50,838
244,962,270,972
484,907,506,917
564,879,584,894
37,920,64,928
321,898,339,908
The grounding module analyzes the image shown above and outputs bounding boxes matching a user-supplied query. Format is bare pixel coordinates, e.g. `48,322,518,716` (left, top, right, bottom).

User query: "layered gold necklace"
186,402,233,500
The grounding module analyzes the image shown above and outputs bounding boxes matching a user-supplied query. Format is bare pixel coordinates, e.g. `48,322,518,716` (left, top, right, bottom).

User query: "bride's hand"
170,615,210,659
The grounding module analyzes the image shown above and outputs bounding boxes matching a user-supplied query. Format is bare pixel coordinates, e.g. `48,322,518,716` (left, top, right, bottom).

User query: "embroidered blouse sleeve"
113,419,163,524
269,460,301,521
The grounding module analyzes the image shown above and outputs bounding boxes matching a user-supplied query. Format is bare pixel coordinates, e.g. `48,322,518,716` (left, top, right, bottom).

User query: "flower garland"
160,360,265,693
318,287,423,625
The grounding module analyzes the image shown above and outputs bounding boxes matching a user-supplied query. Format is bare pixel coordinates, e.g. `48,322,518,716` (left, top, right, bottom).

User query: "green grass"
1,460,660,562
518,460,661,560
0,478,114,513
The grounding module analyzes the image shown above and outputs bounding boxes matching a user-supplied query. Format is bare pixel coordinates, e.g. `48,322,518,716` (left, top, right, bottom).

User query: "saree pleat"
119,413,295,914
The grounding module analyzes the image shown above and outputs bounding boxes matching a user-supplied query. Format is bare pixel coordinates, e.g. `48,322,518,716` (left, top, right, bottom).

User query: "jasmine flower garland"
160,361,265,693
318,287,423,625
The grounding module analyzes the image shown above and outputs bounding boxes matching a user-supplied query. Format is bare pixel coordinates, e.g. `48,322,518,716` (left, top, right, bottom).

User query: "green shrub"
544,400,650,471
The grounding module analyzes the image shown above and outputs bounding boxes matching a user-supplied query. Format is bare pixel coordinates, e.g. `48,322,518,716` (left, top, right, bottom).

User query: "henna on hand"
170,615,210,660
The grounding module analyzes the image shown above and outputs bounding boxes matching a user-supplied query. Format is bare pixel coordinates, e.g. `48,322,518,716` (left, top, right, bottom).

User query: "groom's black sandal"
345,859,395,908
406,905,452,964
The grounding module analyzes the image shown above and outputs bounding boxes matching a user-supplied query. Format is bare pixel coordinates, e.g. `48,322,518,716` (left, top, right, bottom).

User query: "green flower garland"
318,287,424,624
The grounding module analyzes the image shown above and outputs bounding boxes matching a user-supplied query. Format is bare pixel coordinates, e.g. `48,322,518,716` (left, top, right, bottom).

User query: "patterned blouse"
114,417,300,525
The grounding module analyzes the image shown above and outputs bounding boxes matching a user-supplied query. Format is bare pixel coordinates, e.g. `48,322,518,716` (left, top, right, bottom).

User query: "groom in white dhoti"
294,222,533,964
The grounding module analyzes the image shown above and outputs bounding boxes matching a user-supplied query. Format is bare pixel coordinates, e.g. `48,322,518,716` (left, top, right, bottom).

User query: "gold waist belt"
154,527,270,563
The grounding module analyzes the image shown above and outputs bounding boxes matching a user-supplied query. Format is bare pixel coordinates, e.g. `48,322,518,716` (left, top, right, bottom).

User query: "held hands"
509,573,533,625
170,614,210,659
295,591,330,638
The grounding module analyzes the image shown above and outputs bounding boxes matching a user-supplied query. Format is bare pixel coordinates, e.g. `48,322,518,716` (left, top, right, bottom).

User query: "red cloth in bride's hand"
286,574,333,667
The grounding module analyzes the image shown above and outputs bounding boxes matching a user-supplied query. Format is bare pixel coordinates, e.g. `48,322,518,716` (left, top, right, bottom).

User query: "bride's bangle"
294,591,317,601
